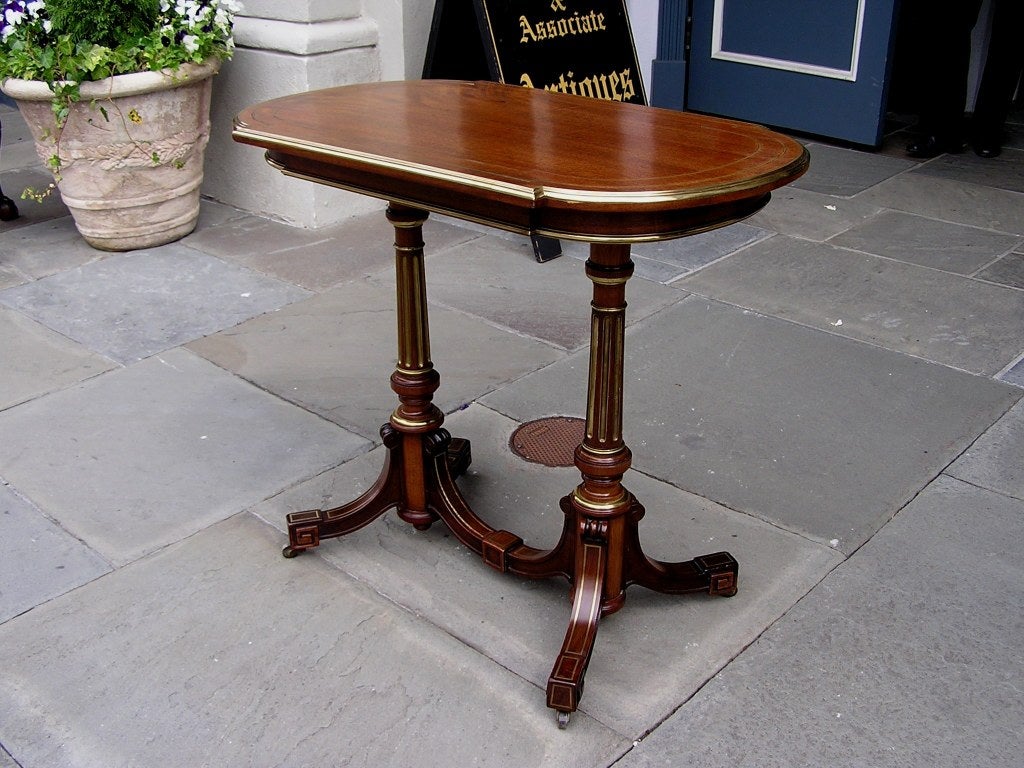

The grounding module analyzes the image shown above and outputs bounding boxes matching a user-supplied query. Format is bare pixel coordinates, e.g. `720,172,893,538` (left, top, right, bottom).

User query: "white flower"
5,9,26,26
181,33,199,53
190,7,212,26
26,1,45,16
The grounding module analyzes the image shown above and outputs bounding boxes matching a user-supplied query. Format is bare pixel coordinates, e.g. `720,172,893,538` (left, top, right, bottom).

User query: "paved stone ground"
1,99,1022,767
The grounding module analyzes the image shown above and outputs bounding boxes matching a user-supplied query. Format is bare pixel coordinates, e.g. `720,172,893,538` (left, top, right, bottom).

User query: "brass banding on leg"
571,487,629,513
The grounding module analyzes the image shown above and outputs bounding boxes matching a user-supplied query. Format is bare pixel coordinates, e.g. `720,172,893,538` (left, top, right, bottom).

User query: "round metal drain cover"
509,416,585,467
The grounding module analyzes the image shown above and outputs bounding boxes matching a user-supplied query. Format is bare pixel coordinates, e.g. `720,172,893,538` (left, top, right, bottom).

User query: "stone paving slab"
0,105,37,174
0,256,25,291
1000,356,1024,387
830,209,1022,275
912,147,1024,194
1002,117,1024,149
0,305,114,411
184,198,251,234
0,167,69,232
0,349,369,566
0,483,110,624
615,475,1024,768
0,246,312,364
188,280,565,440
445,219,770,285
856,171,1024,235
0,513,630,767
746,186,882,242
253,404,843,736
1,201,248,289
186,207,480,291
559,223,772,284
679,234,1024,375
0,216,108,285
790,143,915,197
482,298,1021,551
382,233,683,348
947,399,1024,500
977,250,1024,289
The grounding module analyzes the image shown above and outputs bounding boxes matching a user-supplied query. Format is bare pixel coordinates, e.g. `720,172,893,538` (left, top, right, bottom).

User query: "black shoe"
972,135,1002,158
0,193,19,222
906,134,965,158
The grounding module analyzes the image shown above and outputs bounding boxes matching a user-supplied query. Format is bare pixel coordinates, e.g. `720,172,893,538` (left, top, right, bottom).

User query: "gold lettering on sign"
520,68,636,102
519,9,607,43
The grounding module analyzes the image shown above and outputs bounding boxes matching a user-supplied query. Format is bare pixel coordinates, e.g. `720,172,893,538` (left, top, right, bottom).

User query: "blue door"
685,0,901,146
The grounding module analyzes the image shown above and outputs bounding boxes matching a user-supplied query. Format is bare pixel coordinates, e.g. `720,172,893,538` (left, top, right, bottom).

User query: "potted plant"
0,0,241,250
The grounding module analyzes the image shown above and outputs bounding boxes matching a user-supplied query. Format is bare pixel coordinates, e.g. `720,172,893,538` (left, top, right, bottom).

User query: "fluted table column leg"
547,243,635,723
281,204,454,554
387,204,446,530
545,242,739,726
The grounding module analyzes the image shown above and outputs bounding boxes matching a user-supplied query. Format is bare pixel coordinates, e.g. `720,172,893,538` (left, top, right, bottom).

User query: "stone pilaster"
204,1,383,227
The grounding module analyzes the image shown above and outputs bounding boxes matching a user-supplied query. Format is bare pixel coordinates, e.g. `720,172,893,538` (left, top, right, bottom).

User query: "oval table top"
233,80,809,242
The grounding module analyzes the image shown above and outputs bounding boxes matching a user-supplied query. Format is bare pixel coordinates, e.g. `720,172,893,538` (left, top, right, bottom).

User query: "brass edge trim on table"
268,160,537,233
537,150,810,206
264,158,774,245
233,125,538,202
240,124,808,210
532,217,757,243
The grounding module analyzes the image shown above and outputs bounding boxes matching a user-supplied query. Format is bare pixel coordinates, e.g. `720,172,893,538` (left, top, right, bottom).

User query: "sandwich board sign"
423,0,647,260
424,0,647,105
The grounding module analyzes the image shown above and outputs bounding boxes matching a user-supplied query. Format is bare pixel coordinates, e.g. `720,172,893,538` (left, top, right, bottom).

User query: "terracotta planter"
2,60,220,251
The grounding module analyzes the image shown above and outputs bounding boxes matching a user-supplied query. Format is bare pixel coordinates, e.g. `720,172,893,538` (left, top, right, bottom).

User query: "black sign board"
423,1,646,261
424,0,647,105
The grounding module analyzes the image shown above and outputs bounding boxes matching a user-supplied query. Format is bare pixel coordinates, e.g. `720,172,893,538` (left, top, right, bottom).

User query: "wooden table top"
234,80,809,242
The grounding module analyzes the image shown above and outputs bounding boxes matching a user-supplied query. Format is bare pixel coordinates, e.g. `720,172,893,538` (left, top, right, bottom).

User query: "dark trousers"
973,0,1024,139
899,0,984,138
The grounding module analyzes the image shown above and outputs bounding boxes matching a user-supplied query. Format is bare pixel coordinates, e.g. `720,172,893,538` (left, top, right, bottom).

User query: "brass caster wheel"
282,545,304,558
556,711,570,729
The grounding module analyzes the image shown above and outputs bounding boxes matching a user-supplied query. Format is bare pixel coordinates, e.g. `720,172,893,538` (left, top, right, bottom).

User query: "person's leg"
907,0,984,157
971,0,1024,157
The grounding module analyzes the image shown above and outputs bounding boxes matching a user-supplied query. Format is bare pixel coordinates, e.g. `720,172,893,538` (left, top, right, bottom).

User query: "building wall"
204,1,383,228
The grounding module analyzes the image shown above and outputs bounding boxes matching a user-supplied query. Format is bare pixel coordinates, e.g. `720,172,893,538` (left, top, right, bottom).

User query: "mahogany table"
233,80,808,727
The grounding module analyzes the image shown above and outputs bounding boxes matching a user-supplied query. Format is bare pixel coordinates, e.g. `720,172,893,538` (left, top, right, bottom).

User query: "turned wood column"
387,203,444,530
572,242,635,615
